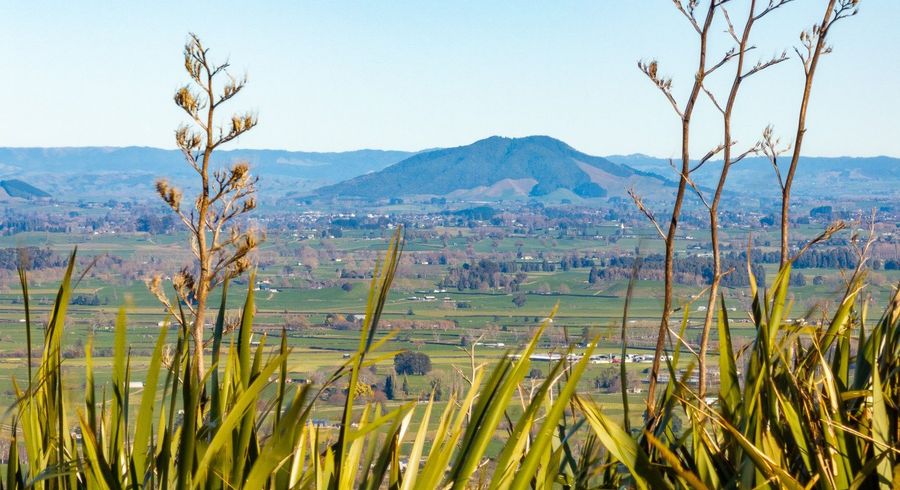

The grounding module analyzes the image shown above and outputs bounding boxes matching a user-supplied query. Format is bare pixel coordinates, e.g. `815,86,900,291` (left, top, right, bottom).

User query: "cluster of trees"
394,351,432,375
516,260,558,272
323,313,359,330
136,214,175,234
809,205,832,218
0,247,64,270
557,255,596,271
382,374,411,401
440,259,529,292
790,272,807,287
0,220,64,235
447,206,498,221
339,269,372,279
741,248,857,269
589,254,766,288
70,294,106,306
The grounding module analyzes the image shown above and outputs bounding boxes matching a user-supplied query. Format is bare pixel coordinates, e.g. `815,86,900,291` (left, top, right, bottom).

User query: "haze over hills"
315,136,673,202
607,154,900,199
0,147,413,201
0,142,897,204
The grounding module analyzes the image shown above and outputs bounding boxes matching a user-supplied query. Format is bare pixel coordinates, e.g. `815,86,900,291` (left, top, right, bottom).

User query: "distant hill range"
0,141,896,203
0,179,50,199
606,154,900,198
315,136,672,202
0,147,413,202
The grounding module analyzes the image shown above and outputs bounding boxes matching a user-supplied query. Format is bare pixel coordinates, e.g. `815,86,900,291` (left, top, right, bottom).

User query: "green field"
1,224,895,432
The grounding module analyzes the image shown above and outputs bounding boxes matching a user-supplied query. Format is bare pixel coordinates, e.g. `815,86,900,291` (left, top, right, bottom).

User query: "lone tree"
512,292,527,308
151,33,261,376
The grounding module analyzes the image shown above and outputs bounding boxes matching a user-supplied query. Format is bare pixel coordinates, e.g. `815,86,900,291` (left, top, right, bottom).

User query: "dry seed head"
176,126,203,151
146,273,170,306
184,55,202,80
161,344,174,369
223,76,246,99
231,162,250,185
230,256,251,277
174,86,198,115
230,113,257,135
155,179,183,211
173,267,196,295
175,126,189,147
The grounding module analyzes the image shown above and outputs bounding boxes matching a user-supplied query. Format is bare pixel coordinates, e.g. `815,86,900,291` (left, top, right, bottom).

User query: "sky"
1,1,897,158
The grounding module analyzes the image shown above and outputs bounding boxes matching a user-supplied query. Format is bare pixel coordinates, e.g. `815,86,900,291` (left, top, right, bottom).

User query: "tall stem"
699,0,756,399
780,0,837,268
646,2,716,412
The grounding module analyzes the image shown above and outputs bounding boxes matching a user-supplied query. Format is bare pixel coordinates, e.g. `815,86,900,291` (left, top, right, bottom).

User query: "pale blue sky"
1,1,897,157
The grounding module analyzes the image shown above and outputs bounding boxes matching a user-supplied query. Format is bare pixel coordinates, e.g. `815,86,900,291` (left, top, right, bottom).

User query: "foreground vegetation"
1,225,896,488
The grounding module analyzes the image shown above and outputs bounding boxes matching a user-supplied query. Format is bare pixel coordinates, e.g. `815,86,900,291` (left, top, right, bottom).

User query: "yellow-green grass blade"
509,340,597,490
243,385,310,489
645,430,710,490
191,352,286,487
491,337,569,489
399,394,434,490
131,321,168,485
210,279,230,427
334,228,403,487
449,306,556,489
717,296,741,425
419,370,483,487
578,397,670,490
77,410,116,490
109,306,128,468
871,356,893,488
231,277,258,484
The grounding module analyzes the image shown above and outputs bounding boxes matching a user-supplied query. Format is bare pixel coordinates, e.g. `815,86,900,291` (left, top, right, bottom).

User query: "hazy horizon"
0,138,897,160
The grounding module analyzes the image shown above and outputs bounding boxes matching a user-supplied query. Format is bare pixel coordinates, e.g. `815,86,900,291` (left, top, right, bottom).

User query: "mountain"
0,179,50,199
0,147,414,202
315,136,672,202
4,143,892,204
606,154,900,199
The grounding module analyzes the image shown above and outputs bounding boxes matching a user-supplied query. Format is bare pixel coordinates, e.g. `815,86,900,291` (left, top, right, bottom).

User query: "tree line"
589,254,767,288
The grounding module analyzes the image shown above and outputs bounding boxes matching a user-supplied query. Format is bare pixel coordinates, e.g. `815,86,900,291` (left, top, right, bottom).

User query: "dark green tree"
394,351,432,376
